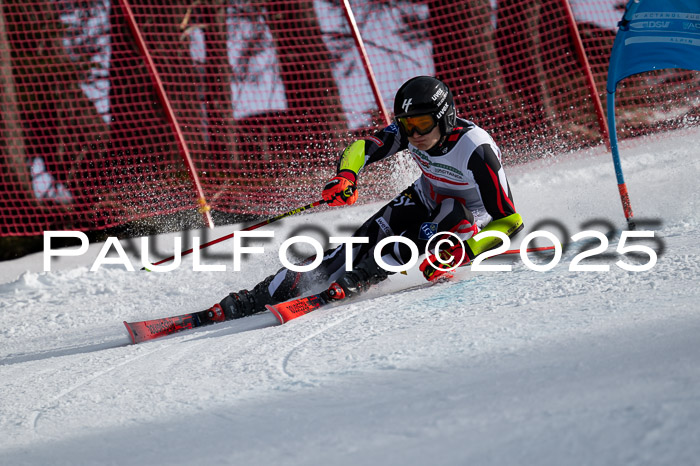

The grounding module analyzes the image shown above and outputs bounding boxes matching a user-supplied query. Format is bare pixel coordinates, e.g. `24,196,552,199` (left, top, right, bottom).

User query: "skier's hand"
419,244,468,282
322,171,358,206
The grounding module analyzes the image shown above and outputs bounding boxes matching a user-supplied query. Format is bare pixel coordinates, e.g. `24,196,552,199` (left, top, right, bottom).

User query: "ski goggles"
397,114,437,136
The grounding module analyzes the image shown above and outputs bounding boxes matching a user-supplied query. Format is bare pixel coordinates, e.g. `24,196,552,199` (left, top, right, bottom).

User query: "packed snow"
1,127,699,465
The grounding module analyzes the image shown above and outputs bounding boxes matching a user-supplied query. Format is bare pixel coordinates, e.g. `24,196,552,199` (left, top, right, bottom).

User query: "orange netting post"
341,0,391,126
560,0,610,149
118,0,213,228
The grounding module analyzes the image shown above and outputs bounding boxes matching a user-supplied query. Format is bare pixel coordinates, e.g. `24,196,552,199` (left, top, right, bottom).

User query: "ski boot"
218,289,258,320
218,270,304,320
335,255,390,297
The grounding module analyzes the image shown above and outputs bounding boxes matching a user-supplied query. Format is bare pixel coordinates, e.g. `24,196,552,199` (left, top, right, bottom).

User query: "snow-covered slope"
1,127,699,465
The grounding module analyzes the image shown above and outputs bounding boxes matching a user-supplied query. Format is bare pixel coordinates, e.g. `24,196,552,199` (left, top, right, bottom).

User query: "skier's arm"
465,144,523,257
468,143,516,220
322,123,406,206
339,123,407,176
465,213,523,258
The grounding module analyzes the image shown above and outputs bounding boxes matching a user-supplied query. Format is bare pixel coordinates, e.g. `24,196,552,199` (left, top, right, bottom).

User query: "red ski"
124,304,226,344
266,283,347,324
127,244,560,339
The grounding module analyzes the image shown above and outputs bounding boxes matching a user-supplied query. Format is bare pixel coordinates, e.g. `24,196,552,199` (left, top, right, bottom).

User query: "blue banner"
605,0,700,227
607,0,700,93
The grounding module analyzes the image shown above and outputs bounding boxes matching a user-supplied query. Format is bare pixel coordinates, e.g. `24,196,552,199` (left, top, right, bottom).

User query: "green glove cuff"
466,213,524,257
338,140,366,177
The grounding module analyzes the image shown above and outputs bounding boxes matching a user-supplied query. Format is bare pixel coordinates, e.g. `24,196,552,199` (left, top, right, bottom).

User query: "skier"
218,76,523,320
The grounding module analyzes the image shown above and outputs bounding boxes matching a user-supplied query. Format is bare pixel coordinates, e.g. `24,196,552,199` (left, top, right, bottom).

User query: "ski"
126,244,560,339
123,304,226,344
265,275,454,324
266,283,347,324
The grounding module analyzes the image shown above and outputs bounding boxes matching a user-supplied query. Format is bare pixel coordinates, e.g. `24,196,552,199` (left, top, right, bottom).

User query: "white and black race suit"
247,117,520,305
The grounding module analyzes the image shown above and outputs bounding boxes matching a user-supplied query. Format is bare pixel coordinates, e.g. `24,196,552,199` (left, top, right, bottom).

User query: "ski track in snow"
0,127,699,465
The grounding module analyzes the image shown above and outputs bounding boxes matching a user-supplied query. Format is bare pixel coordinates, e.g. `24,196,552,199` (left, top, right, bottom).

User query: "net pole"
559,0,610,150
118,0,214,228
341,0,392,126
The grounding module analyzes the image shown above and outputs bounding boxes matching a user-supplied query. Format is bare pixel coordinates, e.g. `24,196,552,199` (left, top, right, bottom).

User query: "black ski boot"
218,289,258,320
336,255,390,297
218,271,298,320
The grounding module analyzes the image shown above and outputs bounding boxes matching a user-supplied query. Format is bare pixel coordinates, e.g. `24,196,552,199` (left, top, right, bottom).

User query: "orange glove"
419,244,469,282
322,171,358,206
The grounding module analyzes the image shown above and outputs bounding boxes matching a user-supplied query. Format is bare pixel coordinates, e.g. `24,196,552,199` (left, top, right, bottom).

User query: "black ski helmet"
393,76,456,136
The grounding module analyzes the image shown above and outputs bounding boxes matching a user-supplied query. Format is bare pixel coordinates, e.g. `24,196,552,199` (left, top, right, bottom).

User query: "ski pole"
143,199,327,269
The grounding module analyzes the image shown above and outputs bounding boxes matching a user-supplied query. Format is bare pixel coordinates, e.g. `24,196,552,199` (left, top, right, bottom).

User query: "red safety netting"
1,0,699,237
